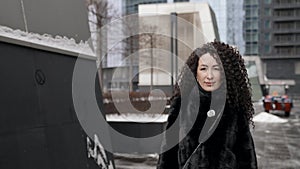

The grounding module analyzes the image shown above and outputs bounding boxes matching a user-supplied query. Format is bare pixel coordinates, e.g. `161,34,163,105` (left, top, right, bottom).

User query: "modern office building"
243,0,300,97
243,0,259,56
97,0,170,92
102,0,194,92
101,0,225,93
259,0,300,96
125,0,168,14
138,2,219,93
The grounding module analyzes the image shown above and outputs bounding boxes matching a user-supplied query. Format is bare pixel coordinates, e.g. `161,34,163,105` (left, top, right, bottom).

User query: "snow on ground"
114,153,158,169
253,112,288,123
106,113,168,123
0,25,94,56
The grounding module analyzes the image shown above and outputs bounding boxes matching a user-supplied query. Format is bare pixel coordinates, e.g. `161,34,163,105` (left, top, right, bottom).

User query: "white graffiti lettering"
87,134,114,169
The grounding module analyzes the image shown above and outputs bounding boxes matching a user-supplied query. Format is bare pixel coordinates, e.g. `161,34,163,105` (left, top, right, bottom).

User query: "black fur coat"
157,86,258,169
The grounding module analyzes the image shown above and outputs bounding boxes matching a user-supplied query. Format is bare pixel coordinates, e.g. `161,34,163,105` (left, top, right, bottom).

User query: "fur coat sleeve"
233,114,258,169
157,96,181,169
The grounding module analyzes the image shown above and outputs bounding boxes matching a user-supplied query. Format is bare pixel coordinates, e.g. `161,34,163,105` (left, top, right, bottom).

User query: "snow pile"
103,96,170,104
114,153,159,159
0,25,95,56
106,113,168,123
253,112,288,123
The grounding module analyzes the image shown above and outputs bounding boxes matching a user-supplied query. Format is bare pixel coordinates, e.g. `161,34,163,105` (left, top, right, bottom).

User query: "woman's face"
196,53,222,92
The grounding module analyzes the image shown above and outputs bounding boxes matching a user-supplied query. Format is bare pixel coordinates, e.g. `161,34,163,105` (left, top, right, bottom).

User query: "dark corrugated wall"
0,41,113,169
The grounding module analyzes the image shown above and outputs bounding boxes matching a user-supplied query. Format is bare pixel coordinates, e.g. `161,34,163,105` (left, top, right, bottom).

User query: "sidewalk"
253,111,300,169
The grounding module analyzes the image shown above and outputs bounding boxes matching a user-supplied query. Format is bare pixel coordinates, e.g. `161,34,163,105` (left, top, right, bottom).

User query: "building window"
264,0,272,4
246,33,259,41
264,8,272,16
274,9,293,17
296,34,300,41
296,47,300,54
296,9,300,16
174,0,189,2
296,21,300,29
265,20,271,29
275,22,294,29
295,62,300,74
264,45,271,53
275,34,293,42
245,8,259,17
245,20,259,29
275,47,293,54
246,44,259,54
265,33,271,41
245,0,259,5
275,0,292,4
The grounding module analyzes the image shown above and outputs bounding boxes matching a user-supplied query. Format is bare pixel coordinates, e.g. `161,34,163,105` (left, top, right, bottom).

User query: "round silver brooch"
207,109,216,117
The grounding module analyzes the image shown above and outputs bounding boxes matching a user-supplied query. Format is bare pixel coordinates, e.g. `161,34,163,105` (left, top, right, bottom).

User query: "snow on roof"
0,25,95,58
253,112,288,123
106,113,168,123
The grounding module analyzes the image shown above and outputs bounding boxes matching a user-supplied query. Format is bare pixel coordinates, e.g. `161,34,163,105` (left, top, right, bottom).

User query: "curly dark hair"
173,40,255,126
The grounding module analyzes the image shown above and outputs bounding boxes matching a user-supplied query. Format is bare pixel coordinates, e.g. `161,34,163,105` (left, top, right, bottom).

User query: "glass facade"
243,0,259,56
125,0,167,14
191,0,245,54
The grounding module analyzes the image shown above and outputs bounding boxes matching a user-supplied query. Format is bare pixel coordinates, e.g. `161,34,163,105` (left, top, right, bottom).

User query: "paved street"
114,101,300,169
253,101,300,169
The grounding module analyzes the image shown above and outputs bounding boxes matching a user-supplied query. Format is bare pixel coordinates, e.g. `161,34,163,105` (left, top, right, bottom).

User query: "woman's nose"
207,70,213,79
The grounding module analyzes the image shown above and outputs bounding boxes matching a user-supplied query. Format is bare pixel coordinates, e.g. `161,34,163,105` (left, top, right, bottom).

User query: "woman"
157,41,258,169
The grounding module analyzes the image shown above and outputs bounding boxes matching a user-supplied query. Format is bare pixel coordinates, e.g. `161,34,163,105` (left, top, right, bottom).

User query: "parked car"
262,84,293,117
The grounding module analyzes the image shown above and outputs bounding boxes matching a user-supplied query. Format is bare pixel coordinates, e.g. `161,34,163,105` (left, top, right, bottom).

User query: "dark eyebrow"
213,65,220,67
199,64,219,67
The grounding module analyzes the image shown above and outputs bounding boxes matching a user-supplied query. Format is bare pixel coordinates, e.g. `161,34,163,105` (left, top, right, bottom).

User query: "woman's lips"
204,82,215,86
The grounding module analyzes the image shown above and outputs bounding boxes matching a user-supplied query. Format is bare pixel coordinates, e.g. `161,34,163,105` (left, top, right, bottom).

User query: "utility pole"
170,12,178,92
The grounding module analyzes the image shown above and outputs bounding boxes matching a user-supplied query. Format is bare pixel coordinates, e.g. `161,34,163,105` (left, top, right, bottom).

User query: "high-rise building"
258,0,300,96
243,0,259,56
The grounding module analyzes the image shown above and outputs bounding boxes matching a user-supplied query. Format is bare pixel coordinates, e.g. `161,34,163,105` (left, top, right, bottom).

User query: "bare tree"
119,18,163,92
86,2,163,92
119,16,139,92
86,0,117,90
139,24,162,91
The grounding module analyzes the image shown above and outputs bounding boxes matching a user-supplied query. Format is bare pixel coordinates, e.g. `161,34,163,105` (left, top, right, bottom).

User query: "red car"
262,84,293,117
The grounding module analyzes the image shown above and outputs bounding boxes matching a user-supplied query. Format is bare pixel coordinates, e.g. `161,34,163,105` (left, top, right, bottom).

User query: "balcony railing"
273,16,300,21
273,28,300,34
273,41,300,46
273,3,300,9
261,54,300,59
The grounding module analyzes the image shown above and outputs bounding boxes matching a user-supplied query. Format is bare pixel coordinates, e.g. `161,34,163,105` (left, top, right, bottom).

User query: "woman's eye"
214,67,220,71
200,68,206,71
